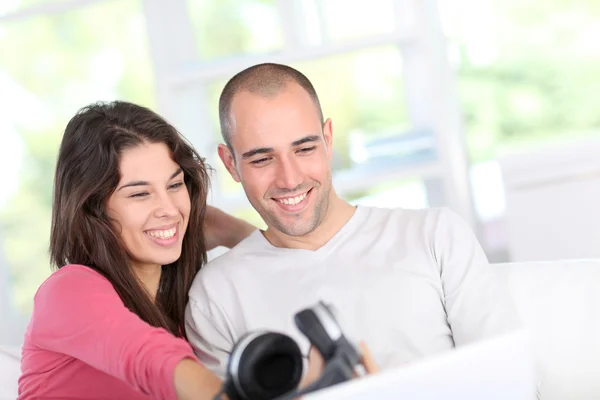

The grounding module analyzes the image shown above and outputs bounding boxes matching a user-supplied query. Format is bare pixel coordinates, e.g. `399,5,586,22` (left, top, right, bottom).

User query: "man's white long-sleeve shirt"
185,206,521,378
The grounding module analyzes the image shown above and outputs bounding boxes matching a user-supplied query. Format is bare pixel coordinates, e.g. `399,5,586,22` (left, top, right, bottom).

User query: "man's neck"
263,192,356,251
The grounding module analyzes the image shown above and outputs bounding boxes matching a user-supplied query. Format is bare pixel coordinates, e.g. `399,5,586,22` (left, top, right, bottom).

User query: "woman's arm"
30,265,222,400
174,359,223,400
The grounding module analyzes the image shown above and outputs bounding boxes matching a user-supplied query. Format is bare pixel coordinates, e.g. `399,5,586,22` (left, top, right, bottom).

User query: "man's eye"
250,157,270,165
298,146,316,153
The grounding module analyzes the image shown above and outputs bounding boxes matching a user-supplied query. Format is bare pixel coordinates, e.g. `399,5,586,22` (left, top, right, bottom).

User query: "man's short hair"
218,63,324,150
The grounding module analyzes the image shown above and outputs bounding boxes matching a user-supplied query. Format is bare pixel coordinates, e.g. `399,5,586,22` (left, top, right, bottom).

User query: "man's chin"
271,218,317,237
259,205,317,236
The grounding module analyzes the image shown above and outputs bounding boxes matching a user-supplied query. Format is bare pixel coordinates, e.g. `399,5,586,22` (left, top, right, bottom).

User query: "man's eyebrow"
117,168,183,191
242,147,274,160
292,135,321,146
240,135,321,160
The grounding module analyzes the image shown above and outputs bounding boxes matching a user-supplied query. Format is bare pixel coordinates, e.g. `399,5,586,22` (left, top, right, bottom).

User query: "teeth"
279,193,307,205
146,228,176,239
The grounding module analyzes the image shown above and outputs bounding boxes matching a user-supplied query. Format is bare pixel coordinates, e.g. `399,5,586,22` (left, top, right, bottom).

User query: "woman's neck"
131,263,162,301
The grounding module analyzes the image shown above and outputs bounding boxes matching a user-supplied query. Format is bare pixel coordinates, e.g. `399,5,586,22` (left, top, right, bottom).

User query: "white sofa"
0,345,19,400
1,259,599,400
494,259,600,400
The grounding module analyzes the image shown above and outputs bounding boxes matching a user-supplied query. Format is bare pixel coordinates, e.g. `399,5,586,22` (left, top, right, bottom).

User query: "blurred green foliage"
0,0,598,313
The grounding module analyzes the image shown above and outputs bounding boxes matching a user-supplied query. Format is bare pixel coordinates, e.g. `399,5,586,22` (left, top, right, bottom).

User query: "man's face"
218,83,334,237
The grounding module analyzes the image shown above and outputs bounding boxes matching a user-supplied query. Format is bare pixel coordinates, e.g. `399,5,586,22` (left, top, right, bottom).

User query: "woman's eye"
129,192,149,198
169,182,184,189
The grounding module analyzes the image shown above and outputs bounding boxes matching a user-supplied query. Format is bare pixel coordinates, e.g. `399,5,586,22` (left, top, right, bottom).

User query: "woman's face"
106,142,191,270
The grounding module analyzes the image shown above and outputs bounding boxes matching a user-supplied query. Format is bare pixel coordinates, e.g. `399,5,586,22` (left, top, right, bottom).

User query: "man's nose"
274,156,303,190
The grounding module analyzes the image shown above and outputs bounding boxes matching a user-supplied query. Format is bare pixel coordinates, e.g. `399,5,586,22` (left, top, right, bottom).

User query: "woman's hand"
204,205,256,250
173,358,223,400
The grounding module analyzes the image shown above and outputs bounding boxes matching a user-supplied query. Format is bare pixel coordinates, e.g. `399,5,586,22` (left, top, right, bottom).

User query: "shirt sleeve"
29,265,198,400
184,296,235,380
434,209,543,398
433,208,523,345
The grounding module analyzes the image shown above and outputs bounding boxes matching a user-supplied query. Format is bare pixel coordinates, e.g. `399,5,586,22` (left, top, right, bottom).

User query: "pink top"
18,264,200,400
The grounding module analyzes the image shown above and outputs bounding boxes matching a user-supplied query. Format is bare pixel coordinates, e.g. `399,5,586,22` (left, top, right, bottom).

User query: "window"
439,0,600,163
0,0,71,16
187,0,284,60
313,0,397,43
0,0,153,314
0,0,473,319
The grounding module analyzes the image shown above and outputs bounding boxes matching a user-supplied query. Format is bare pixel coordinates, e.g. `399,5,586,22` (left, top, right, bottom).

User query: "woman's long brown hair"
49,100,209,337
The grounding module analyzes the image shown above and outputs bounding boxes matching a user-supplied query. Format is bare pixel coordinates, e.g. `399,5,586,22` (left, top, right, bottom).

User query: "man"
184,63,522,379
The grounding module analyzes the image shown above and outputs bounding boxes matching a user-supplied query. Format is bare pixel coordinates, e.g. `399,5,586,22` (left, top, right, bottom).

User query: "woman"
18,101,254,400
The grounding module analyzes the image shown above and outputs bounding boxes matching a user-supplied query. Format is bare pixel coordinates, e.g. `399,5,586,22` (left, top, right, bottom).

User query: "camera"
214,301,362,400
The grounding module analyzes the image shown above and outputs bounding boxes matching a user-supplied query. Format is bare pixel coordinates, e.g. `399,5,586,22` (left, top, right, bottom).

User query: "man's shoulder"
206,229,266,268
198,245,248,277
357,206,470,242
359,205,449,224
189,230,267,298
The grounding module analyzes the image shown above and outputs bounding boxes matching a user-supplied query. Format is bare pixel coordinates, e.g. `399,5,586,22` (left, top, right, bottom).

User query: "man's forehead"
230,83,316,115
230,128,270,150
227,85,321,150
230,88,277,111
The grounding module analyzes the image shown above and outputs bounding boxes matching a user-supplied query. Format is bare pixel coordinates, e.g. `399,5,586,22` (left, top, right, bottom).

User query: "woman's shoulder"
35,264,114,303
26,265,125,346
42,264,107,286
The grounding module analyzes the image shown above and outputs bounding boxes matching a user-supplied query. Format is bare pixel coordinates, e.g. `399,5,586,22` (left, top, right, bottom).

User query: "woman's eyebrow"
117,168,183,191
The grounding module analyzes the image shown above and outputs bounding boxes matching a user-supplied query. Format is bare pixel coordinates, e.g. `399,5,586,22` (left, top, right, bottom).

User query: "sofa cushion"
1,259,598,399
493,259,600,400
0,345,20,399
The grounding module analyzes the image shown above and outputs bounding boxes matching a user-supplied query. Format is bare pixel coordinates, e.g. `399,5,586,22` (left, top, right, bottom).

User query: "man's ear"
323,118,333,159
218,144,241,182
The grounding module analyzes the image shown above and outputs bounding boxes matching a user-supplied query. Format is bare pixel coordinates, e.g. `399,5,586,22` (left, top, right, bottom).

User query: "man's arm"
204,205,256,251
434,208,543,398
434,208,522,345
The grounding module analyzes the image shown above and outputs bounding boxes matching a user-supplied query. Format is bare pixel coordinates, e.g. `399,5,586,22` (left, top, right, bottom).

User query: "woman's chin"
145,249,183,267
